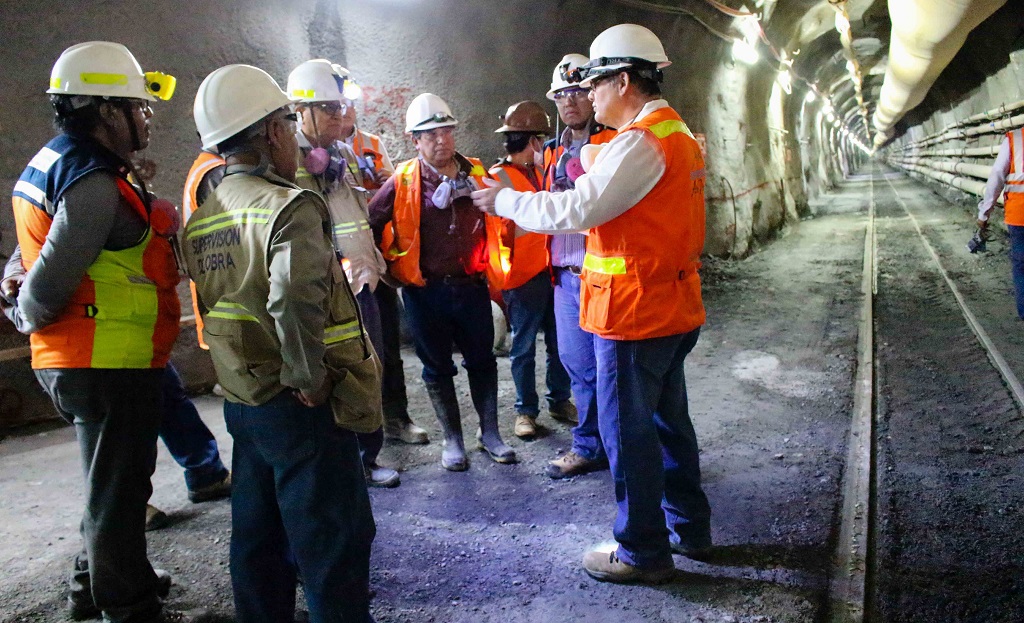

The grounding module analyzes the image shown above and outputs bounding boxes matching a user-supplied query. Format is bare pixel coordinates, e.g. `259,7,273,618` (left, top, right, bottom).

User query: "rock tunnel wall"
0,0,828,426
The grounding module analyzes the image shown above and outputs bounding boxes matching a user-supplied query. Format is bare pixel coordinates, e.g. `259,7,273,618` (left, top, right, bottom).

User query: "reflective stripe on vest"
207,301,259,322
582,253,627,275
186,208,275,239
324,320,361,345
335,220,371,235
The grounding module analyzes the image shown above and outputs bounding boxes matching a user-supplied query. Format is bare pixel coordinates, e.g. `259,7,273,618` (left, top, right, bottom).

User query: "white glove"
343,255,378,295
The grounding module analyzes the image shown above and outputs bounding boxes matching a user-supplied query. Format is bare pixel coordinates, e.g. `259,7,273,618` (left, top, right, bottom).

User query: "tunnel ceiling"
640,0,1023,144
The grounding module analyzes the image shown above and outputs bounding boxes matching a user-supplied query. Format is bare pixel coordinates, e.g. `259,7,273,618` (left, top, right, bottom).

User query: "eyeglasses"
313,101,348,116
587,74,616,92
553,87,588,102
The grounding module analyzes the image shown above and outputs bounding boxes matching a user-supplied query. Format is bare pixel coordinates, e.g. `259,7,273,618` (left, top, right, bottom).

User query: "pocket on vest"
326,340,383,434
580,271,615,333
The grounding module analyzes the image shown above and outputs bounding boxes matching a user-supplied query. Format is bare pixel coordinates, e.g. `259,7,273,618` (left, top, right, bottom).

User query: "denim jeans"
401,280,497,383
1008,224,1024,319
225,392,375,623
553,268,604,461
502,271,571,415
36,368,164,623
160,363,229,491
594,328,711,569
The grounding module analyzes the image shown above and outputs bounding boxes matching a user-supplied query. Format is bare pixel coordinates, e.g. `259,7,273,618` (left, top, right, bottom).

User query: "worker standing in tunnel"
3,42,186,620
487,101,575,441
287,58,401,489
473,23,712,584
978,126,1024,319
332,64,432,448
541,53,617,480
185,64,377,622
369,93,516,471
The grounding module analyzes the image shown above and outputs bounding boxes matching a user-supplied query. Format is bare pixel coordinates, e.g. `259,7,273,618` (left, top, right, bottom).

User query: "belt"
425,273,485,286
556,265,582,275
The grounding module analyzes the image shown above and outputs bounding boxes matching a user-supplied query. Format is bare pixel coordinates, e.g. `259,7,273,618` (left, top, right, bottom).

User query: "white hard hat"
194,64,295,151
47,41,176,102
287,59,362,102
580,24,671,87
546,53,590,101
405,93,458,133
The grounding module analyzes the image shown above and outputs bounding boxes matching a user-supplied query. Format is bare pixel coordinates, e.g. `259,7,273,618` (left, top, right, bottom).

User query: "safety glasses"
553,87,588,101
313,101,348,116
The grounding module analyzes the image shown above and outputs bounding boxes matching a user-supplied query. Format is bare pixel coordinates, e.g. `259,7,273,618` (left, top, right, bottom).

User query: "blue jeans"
1008,225,1024,319
553,268,604,461
594,328,711,569
355,286,384,466
401,280,496,383
503,271,571,415
225,392,375,623
160,363,229,491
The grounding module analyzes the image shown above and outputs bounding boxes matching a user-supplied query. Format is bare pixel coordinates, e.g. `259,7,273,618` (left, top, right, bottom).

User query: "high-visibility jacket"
378,156,490,287
11,134,180,369
350,128,394,191
183,170,382,431
182,150,226,350
1004,128,1024,226
579,107,706,341
486,162,549,290
543,124,617,191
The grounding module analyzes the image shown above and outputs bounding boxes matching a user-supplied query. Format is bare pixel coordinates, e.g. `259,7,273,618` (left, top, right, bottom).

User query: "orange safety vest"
1004,128,1024,226
543,125,617,191
12,134,180,369
486,162,550,290
579,107,706,341
379,156,490,287
182,150,226,350
351,129,390,191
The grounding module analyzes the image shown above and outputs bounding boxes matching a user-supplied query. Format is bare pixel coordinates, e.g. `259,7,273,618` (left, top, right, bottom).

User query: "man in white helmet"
3,41,188,621
368,93,516,471
287,58,409,489
541,53,617,481
185,64,377,622
474,24,712,584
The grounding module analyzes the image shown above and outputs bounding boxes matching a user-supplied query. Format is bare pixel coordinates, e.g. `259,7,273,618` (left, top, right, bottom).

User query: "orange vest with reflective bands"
1004,128,1024,226
543,126,617,190
379,156,490,287
579,107,706,341
182,151,226,349
12,135,180,369
486,163,550,290
351,130,388,191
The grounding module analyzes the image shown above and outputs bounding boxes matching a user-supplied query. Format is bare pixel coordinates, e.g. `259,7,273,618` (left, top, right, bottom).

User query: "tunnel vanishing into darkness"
1,1,1024,622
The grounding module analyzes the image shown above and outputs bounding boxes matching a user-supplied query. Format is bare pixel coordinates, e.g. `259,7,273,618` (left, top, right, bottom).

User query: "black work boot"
468,369,516,464
425,379,468,471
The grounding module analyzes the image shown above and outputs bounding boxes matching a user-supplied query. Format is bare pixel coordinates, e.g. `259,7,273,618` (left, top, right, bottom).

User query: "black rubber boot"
468,369,517,464
425,379,468,471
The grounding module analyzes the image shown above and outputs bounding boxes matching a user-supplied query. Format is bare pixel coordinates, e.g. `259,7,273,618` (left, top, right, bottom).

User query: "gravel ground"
870,165,1024,622
1,178,881,622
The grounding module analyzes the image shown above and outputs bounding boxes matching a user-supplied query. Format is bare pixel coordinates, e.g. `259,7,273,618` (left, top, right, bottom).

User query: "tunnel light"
805,90,816,103
732,39,760,65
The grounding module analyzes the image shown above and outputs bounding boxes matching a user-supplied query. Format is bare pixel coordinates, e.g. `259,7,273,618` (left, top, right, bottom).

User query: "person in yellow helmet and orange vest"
3,41,186,620
474,24,712,584
369,93,516,471
978,126,1024,318
487,101,575,441
541,53,618,481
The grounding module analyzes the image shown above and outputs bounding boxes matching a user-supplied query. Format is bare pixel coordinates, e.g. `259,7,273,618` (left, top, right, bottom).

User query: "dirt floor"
3,167,1018,622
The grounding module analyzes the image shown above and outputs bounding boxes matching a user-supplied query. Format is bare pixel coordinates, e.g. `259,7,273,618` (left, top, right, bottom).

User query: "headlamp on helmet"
144,71,177,101
579,57,663,84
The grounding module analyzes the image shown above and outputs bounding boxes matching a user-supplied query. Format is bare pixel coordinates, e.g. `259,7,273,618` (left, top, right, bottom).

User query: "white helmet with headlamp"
547,53,590,100
47,41,176,103
286,59,363,103
405,93,458,133
578,24,671,88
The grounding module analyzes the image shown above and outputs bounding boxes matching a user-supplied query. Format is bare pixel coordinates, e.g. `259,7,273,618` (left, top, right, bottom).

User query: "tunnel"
1,0,1023,621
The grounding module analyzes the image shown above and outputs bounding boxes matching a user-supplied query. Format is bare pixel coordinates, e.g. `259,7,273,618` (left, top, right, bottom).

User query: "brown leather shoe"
582,549,675,584
545,451,608,479
513,415,537,439
548,400,578,425
188,472,232,503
